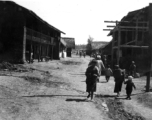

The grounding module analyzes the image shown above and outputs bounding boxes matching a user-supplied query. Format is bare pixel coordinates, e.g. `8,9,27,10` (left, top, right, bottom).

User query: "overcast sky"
10,0,152,44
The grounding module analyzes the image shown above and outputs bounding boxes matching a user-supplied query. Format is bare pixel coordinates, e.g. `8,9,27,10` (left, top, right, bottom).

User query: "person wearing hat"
85,59,99,101
124,76,136,100
113,65,124,97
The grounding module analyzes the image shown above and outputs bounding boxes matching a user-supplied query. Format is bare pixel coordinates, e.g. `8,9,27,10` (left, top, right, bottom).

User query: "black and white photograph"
0,0,152,119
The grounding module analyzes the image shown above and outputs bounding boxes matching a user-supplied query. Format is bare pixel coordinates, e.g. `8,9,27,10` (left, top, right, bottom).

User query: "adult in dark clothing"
129,61,136,77
85,60,99,101
113,65,124,97
124,76,136,100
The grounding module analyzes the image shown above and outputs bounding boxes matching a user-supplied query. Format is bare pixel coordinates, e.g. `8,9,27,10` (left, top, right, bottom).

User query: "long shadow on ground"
22,95,86,98
96,94,116,98
66,98,88,102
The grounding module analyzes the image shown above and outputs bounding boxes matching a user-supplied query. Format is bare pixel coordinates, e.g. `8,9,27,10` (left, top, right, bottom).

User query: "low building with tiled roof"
91,41,109,54
61,37,75,57
75,45,86,51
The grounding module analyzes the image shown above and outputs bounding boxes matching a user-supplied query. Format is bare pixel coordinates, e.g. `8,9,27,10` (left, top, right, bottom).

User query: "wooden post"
22,26,26,63
142,21,145,42
131,31,134,56
38,31,42,62
39,30,42,62
135,18,139,44
38,45,41,62
29,28,32,63
47,45,49,57
111,32,115,68
51,46,53,61
146,3,152,92
56,37,60,60
125,31,127,44
117,23,121,65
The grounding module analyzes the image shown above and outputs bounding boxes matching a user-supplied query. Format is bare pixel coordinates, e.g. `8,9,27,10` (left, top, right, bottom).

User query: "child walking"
104,65,113,82
124,76,136,100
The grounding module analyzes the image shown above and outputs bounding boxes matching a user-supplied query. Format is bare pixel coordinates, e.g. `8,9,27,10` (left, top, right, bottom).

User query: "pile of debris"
0,62,29,72
107,99,146,120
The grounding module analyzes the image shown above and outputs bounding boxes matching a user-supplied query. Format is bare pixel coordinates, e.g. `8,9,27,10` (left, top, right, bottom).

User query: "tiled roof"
75,45,86,50
3,1,65,34
60,38,66,46
91,41,109,50
62,37,75,48
108,6,148,36
99,40,112,55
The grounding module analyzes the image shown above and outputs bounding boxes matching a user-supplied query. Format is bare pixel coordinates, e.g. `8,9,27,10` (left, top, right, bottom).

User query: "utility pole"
117,21,121,65
146,3,152,92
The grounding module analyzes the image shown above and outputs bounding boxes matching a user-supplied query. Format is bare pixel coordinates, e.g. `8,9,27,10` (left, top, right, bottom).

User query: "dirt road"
0,55,151,120
0,55,109,120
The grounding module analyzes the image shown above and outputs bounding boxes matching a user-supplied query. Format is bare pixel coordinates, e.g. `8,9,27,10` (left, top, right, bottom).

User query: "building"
99,41,112,66
59,38,67,58
75,45,86,51
91,41,108,54
107,4,152,73
0,1,65,63
61,37,75,57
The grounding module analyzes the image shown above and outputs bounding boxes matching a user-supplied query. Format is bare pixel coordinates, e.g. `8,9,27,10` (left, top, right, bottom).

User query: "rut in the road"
95,95,146,120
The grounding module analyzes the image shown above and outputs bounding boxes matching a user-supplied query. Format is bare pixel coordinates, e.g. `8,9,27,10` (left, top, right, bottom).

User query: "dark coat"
124,80,136,94
85,65,99,92
113,68,123,93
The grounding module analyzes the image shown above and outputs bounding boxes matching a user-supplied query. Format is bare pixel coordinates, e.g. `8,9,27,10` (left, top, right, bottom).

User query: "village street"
0,55,151,120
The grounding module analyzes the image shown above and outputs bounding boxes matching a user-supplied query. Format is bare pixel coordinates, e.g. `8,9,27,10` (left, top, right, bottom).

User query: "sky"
9,0,152,44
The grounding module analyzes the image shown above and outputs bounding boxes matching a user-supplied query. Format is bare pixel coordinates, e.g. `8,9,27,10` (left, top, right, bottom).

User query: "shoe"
87,94,90,98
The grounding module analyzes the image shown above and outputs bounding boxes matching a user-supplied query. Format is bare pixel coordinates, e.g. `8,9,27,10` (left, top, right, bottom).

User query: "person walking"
104,65,113,82
96,55,105,80
124,76,136,100
113,65,123,97
85,59,99,101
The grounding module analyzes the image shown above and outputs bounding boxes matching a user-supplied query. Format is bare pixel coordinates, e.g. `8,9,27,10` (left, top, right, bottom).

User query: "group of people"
113,65,136,99
85,57,136,101
77,51,86,58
